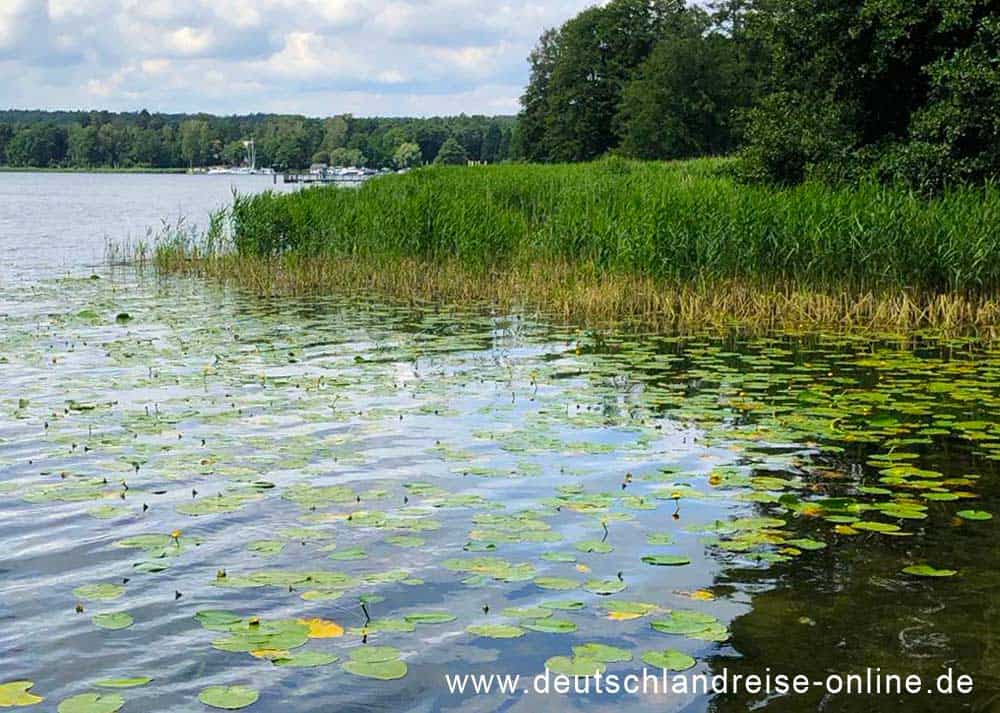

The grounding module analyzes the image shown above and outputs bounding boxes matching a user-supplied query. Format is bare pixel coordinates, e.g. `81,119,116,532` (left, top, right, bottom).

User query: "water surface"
0,174,997,713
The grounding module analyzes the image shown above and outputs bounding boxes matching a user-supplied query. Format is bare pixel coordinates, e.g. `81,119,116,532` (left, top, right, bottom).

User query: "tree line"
0,110,516,170
516,0,1000,190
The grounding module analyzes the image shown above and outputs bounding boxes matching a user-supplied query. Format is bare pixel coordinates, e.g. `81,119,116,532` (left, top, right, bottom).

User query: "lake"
0,173,997,713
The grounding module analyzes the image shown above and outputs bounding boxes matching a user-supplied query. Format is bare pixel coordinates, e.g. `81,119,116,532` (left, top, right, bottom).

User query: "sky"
0,0,601,117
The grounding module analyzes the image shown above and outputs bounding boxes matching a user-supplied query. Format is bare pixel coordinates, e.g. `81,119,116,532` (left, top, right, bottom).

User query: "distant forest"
0,110,517,170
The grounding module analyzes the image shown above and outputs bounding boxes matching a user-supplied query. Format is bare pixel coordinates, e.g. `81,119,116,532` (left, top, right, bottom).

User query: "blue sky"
0,0,600,116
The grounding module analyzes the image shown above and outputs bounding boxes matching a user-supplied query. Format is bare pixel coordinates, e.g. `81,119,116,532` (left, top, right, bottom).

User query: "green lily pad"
523,618,577,634
540,600,585,611
544,656,606,677
93,678,151,689
273,652,339,668
572,643,633,662
466,624,526,639
73,584,125,602
853,521,902,533
195,611,243,631
403,612,457,625
902,565,957,578
642,649,696,672
92,612,134,631
502,607,552,619
785,538,827,551
957,510,992,521
342,659,408,680
247,540,285,556
583,579,626,595
641,555,691,567
57,693,125,713
198,685,259,710
534,577,579,591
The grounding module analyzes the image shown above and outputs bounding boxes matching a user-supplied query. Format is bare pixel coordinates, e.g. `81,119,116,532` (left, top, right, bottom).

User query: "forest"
519,0,999,191
0,110,516,170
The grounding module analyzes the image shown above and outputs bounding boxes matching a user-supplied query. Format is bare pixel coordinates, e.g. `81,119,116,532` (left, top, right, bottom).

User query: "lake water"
0,172,296,282
0,173,998,713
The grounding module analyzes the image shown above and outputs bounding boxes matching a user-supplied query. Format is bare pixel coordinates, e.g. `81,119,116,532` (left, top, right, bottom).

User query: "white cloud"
0,0,600,116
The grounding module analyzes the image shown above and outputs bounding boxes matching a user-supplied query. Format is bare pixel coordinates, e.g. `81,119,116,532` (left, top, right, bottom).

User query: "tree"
67,125,101,167
518,0,689,162
0,124,12,164
329,147,366,167
5,124,67,167
180,119,211,167
130,128,164,167
481,123,503,163
518,28,561,161
223,141,249,166
434,137,469,165
0,110,516,169
739,0,1000,188
393,142,422,169
321,115,350,153
617,28,745,159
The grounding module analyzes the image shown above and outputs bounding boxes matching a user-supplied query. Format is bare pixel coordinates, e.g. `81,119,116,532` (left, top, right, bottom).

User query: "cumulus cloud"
0,0,598,116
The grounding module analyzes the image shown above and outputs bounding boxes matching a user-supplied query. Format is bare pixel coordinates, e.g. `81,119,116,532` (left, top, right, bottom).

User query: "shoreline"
0,166,190,174
148,251,1000,338
141,156,1000,335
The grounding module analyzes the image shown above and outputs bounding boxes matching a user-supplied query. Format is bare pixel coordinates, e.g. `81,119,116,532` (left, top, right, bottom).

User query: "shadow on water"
707,450,1000,712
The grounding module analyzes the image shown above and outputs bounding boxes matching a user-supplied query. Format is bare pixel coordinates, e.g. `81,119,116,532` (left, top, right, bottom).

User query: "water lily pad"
196,611,243,631
641,555,691,567
642,649,696,672
57,693,124,713
73,584,125,602
957,510,992,521
544,656,606,677
247,541,285,556
533,577,579,591
341,659,408,680
0,681,43,707
540,600,585,611
273,652,338,668
403,612,457,625
853,521,902,533
502,607,552,619
902,565,957,578
92,612,134,631
198,686,259,710
93,678,151,689
523,618,577,634
466,624,526,639
651,610,728,640
572,643,633,662
583,579,626,595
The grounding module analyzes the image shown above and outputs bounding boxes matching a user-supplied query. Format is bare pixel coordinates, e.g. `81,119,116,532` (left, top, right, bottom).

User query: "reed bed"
152,158,1000,333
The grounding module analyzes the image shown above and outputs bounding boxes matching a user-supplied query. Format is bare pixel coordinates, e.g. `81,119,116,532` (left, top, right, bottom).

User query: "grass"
150,157,1000,333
